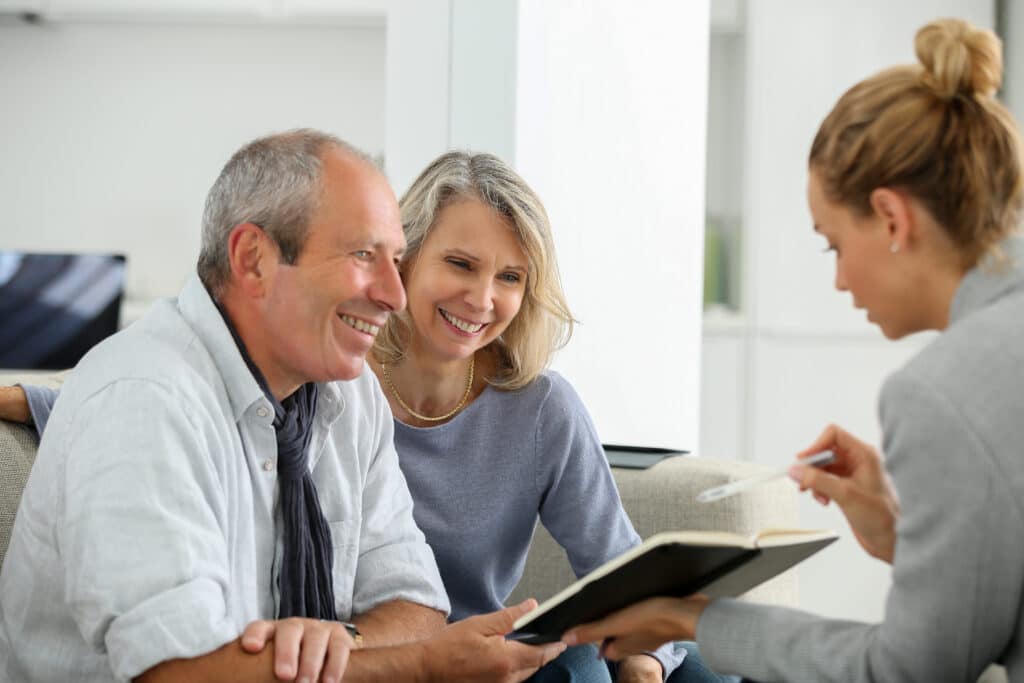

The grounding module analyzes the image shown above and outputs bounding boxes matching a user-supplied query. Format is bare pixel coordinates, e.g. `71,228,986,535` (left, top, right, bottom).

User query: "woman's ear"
868,188,914,252
226,223,276,297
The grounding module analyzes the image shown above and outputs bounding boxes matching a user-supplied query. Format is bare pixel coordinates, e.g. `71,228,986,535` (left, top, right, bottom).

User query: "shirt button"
256,407,269,418
262,459,274,472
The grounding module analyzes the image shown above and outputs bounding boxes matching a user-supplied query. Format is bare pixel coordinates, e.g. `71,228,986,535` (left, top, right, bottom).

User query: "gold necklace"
381,356,475,422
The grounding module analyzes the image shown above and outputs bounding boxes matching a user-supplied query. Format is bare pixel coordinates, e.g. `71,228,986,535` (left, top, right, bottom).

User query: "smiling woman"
366,151,729,683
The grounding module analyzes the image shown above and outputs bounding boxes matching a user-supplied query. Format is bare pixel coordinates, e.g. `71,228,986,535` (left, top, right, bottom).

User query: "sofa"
0,373,1008,682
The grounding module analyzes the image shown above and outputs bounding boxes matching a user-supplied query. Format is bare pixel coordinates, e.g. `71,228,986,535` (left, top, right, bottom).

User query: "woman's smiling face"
402,198,529,362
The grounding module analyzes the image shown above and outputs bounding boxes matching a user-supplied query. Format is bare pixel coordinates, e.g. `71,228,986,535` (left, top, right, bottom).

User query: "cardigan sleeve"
534,373,686,679
20,384,60,435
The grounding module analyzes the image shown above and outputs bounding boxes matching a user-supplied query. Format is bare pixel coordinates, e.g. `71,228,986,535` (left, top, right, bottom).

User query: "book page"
753,528,838,546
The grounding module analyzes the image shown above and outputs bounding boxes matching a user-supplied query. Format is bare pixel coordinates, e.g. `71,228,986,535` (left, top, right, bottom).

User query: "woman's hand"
0,386,32,424
562,595,709,660
790,424,900,563
616,654,664,682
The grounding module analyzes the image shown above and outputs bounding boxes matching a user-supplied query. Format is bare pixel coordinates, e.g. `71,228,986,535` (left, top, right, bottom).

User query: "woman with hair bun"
564,17,1024,682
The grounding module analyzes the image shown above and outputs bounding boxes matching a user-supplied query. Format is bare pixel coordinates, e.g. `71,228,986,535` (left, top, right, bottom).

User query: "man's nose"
371,259,406,312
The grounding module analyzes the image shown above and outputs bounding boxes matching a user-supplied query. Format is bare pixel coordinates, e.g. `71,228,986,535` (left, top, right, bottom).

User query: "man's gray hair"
197,128,371,295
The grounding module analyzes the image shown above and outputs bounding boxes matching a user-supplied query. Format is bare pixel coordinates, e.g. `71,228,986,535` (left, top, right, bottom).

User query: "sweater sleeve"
19,384,60,436
534,373,686,679
696,369,1022,682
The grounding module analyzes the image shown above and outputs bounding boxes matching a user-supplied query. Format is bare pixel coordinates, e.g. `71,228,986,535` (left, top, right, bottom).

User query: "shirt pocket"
328,519,360,619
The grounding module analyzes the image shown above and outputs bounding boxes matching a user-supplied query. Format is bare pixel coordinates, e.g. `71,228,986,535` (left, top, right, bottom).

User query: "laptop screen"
0,252,127,370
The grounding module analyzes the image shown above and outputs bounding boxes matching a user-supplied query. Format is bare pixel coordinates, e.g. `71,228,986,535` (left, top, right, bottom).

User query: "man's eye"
354,250,372,259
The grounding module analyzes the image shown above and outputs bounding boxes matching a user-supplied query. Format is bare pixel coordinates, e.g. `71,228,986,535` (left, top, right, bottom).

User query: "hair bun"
915,18,1002,99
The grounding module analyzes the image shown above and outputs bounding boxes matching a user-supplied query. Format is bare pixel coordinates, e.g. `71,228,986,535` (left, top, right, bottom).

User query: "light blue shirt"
0,273,448,682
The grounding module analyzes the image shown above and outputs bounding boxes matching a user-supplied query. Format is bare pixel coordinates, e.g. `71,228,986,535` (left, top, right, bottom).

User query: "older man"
0,130,563,683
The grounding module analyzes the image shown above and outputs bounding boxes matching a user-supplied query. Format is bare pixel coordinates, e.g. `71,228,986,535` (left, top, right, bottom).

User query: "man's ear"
226,223,276,297
868,187,915,252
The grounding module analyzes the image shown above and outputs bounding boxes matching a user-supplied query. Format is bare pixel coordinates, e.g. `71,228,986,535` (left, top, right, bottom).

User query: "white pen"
696,450,837,503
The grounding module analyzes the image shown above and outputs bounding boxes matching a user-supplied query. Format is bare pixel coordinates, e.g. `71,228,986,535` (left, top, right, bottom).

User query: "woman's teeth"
440,309,484,333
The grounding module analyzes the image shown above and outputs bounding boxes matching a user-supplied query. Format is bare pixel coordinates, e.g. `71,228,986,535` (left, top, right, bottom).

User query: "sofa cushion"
1,420,40,567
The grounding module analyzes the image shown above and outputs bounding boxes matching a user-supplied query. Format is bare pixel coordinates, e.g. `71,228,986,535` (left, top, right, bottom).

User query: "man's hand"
790,424,900,563
421,600,566,683
0,386,31,424
240,618,354,683
562,596,709,660
616,654,664,682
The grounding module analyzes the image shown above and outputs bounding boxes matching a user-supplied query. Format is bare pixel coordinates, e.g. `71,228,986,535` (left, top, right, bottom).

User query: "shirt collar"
175,272,347,429
177,273,272,424
949,233,1024,326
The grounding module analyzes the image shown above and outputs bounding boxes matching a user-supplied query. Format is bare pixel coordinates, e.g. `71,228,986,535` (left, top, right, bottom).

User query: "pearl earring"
890,243,900,254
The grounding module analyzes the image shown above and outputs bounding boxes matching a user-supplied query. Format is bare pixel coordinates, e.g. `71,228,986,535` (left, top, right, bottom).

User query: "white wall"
700,0,995,621
0,18,385,306
514,0,709,449
1002,0,1024,120
381,0,450,196
448,0,517,163
2,1,710,451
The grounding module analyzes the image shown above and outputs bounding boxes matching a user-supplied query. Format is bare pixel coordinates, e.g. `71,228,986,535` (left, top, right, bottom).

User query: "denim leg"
663,642,741,683
527,644,613,683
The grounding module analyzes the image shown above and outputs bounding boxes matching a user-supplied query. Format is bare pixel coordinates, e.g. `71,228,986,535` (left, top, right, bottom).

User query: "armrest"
0,420,41,568
0,370,67,568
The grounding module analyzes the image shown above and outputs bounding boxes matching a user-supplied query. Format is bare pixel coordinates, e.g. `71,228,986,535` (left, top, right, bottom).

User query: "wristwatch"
342,621,363,647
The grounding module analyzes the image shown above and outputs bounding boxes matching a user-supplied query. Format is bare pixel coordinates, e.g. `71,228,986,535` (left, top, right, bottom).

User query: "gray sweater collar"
949,233,1024,325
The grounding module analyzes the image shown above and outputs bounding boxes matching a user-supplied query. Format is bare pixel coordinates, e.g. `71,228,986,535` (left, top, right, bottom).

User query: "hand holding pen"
696,450,837,503
789,424,900,564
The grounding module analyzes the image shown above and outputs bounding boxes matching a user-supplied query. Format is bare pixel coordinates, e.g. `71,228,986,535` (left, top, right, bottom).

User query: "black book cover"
511,531,837,644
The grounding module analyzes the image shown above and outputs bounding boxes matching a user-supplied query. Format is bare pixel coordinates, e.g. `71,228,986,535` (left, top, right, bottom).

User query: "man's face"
258,151,406,393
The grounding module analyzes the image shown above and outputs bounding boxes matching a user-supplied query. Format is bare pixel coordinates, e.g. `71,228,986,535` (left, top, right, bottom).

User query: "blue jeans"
527,644,612,683
527,641,738,683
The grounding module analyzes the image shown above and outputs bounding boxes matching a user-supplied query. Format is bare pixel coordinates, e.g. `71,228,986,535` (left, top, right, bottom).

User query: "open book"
510,528,838,644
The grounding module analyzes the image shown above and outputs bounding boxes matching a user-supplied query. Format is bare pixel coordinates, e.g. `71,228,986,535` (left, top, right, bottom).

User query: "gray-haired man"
0,130,563,682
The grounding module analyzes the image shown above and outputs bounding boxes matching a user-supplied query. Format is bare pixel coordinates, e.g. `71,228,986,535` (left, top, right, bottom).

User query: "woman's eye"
447,258,470,270
500,272,521,283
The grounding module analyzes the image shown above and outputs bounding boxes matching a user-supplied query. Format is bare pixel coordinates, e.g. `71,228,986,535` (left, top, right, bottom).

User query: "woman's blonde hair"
810,18,1023,267
374,151,574,390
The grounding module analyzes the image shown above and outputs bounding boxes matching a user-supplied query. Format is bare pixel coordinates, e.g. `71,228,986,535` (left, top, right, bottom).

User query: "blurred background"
0,0,1017,625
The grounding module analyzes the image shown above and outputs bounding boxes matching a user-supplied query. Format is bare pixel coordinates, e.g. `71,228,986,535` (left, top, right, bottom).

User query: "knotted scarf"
217,303,337,620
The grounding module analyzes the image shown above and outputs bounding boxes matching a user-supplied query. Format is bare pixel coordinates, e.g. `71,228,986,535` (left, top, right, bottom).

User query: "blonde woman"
370,151,725,683
564,18,1024,683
